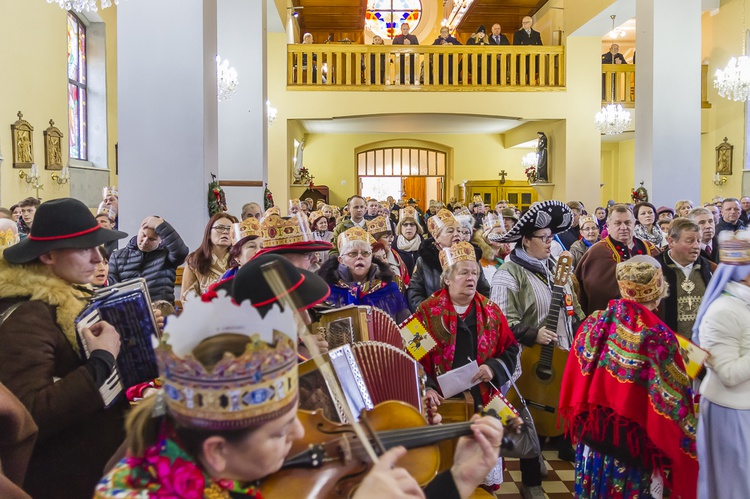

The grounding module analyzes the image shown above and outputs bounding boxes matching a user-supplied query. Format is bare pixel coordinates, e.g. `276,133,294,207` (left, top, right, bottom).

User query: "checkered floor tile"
494,450,575,499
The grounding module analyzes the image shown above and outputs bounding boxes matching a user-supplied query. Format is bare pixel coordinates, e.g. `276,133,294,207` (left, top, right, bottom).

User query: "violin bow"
260,260,380,464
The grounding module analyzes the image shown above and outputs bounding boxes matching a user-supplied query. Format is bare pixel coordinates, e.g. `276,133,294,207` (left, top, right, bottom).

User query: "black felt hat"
4,198,127,264
222,254,330,316
488,200,572,243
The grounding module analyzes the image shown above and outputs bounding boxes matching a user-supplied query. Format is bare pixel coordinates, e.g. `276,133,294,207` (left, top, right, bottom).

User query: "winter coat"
0,382,36,499
108,221,188,303
406,238,491,312
0,257,128,499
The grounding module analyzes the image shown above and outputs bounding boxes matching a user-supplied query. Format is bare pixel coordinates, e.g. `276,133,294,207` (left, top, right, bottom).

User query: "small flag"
676,334,709,379
485,393,520,425
399,316,436,361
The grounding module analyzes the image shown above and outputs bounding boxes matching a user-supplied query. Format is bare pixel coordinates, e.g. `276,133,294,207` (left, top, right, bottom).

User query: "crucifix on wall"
498,170,507,184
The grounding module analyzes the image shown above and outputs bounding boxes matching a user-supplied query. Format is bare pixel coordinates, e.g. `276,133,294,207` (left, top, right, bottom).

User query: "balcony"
601,63,711,108
287,44,565,91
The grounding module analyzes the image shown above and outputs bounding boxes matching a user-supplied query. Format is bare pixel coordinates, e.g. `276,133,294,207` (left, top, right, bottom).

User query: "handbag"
497,359,541,459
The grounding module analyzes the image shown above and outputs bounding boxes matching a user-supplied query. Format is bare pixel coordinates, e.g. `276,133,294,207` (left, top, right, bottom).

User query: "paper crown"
439,241,476,269
427,209,458,237
399,206,419,221
718,230,750,265
289,198,302,211
338,226,376,250
232,217,262,243
157,293,298,430
617,258,666,304
0,228,19,248
260,214,313,248
483,213,504,231
578,215,598,228
367,216,393,236
96,202,116,221
102,186,118,199
308,210,327,226
263,206,281,220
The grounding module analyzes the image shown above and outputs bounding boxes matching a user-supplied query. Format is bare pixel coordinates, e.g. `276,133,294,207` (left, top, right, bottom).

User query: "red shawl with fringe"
559,299,698,499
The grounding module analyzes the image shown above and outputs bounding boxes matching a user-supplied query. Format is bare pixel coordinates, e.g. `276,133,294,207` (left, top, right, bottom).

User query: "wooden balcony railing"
287,44,565,91
602,63,712,108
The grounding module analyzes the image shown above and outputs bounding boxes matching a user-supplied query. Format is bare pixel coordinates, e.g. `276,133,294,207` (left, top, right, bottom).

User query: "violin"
260,400,516,499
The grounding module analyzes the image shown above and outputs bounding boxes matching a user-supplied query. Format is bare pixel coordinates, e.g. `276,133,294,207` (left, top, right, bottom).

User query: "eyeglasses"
344,250,372,259
212,225,232,233
530,235,555,243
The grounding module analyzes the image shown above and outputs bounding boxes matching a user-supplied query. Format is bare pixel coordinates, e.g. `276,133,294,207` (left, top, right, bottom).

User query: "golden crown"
263,206,281,220
578,215,598,228
96,202,115,220
338,226,376,250
427,209,458,237
308,210,326,225
399,206,419,221
718,230,750,265
232,217,261,243
157,294,298,430
289,198,301,209
439,241,476,269
260,214,313,248
483,213,503,231
617,270,665,304
367,216,392,236
102,186,118,198
0,228,18,248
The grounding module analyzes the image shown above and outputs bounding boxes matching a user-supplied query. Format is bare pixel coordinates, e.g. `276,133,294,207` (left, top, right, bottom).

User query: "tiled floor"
495,450,575,499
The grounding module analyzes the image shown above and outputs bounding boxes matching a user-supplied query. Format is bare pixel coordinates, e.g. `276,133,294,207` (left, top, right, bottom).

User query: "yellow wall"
0,2,117,207
600,139,635,205
101,6,118,189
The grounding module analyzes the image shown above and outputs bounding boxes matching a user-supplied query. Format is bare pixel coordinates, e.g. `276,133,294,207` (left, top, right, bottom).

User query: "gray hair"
439,260,481,288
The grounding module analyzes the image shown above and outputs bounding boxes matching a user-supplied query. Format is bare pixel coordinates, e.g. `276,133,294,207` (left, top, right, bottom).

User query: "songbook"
75,279,161,402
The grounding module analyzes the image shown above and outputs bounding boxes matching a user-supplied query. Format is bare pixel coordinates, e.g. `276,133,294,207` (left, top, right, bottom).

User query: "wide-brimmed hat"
500,208,519,223
254,214,332,257
488,200,572,243
5,198,127,264
222,254,330,316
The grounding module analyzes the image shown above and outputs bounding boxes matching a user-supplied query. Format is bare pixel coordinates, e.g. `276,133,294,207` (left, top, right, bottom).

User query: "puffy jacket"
108,221,188,303
406,237,490,312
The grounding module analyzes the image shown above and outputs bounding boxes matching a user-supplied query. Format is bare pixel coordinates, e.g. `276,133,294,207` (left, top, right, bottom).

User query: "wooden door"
467,185,500,206
403,176,428,212
501,181,537,212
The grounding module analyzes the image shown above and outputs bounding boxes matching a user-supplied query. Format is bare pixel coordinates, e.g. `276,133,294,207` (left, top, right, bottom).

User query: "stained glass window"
67,12,87,161
366,0,421,40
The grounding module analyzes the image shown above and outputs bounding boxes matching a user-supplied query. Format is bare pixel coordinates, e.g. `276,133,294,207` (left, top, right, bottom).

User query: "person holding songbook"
559,256,698,499
0,198,128,499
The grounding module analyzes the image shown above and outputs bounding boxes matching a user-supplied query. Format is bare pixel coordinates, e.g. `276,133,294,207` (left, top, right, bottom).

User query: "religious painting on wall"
10,111,34,169
716,137,733,175
44,119,64,170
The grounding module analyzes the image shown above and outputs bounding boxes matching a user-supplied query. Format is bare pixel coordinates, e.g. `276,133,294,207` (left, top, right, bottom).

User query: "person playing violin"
95,288,507,499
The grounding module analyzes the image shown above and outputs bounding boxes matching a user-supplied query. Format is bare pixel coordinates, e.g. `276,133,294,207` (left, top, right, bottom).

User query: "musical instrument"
298,341,425,422
506,253,573,437
261,400,515,499
317,305,402,350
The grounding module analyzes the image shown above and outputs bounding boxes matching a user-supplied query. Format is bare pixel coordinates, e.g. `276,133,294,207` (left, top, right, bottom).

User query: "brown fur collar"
0,254,89,355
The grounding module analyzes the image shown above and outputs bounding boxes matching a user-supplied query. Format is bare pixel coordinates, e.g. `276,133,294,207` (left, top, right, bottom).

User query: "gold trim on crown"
338,226,376,250
232,218,261,243
260,214,313,248
399,206,418,221
0,228,19,248
719,230,750,265
427,209,458,237
263,206,281,220
439,241,476,269
367,216,392,236
578,215,598,228
289,198,301,211
617,270,665,304
483,213,503,231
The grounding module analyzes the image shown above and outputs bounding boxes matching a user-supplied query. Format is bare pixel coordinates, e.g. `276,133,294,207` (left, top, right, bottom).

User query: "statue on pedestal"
536,131,548,182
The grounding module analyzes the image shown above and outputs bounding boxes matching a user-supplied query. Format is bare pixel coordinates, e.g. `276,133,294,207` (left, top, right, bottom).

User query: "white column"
635,0,701,205
117,0,218,249
217,0,267,219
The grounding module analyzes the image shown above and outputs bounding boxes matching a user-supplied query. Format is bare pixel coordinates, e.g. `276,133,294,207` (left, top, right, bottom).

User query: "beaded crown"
616,256,666,304
338,226,376,251
427,209,458,237
157,293,298,430
367,215,393,237
232,217,261,243
718,230,750,265
439,241,476,269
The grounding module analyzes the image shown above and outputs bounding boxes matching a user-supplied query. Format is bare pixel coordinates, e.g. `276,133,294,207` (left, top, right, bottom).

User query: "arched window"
365,0,422,40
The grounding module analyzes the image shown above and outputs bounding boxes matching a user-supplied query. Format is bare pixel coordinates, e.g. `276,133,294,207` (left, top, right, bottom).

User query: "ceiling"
293,0,365,33
298,113,525,134
456,0,549,36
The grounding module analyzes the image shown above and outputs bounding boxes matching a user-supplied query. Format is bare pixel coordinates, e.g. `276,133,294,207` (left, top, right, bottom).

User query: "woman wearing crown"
318,226,410,324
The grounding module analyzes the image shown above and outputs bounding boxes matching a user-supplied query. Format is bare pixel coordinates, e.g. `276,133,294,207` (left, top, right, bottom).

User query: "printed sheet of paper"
399,316,436,361
676,334,710,379
437,360,480,399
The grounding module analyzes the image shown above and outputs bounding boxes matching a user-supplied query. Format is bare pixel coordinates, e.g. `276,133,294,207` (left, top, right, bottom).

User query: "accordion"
299,341,424,423
317,305,402,350
75,279,160,394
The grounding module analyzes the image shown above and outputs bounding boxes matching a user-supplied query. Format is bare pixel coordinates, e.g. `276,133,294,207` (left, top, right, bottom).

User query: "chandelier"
714,56,750,102
216,56,239,102
47,0,120,12
594,104,631,135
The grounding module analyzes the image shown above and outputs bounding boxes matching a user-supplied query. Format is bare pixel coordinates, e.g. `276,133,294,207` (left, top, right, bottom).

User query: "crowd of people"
0,187,748,499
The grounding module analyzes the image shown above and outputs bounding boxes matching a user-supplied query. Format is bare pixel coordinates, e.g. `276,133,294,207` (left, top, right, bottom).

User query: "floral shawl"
559,299,698,499
95,429,262,499
413,288,516,405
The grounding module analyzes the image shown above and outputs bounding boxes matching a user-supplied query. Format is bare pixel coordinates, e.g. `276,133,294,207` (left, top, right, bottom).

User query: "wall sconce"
19,163,44,198
713,172,727,186
51,166,70,185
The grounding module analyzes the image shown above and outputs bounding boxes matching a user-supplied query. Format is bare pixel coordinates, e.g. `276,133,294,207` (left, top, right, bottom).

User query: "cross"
498,170,508,184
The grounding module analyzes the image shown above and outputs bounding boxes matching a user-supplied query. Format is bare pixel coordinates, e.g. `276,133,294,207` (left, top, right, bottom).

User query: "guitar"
506,252,573,437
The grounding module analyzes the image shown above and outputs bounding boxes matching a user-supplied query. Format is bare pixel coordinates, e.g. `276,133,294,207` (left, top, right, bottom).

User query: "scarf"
510,246,554,286
634,223,665,246
95,427,262,499
396,234,421,252
413,288,516,405
581,237,594,248
559,299,698,499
